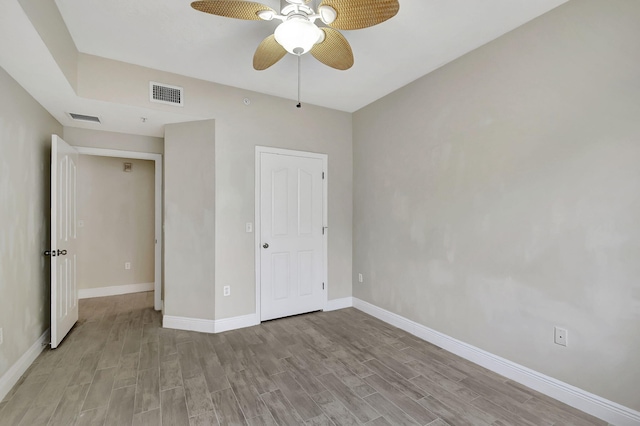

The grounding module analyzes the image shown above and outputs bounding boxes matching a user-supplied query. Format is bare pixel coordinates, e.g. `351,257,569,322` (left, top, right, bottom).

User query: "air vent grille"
150,82,184,106
69,113,101,123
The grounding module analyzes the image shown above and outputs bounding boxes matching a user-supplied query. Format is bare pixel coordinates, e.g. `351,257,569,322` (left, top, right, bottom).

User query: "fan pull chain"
296,54,302,108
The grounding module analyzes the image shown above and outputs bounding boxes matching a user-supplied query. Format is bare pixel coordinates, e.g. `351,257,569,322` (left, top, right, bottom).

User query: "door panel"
260,152,324,321
298,169,313,235
272,168,289,236
272,253,290,300
298,250,313,296
51,135,79,349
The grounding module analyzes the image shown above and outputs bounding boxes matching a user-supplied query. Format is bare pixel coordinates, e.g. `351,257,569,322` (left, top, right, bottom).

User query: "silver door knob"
262,243,269,249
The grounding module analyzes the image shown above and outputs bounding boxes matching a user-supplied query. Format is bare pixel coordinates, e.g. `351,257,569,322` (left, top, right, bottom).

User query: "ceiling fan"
190,0,400,71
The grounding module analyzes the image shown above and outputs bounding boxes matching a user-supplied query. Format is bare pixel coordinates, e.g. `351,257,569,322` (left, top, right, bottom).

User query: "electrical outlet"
223,286,231,297
0,328,3,345
125,262,131,270
246,222,253,233
554,326,568,346
358,273,363,283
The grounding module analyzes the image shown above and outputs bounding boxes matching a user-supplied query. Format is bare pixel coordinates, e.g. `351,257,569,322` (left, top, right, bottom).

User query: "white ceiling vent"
150,82,184,106
68,113,101,123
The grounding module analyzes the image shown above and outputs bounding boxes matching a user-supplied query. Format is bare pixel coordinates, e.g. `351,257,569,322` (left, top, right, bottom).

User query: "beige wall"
0,67,62,380
74,55,354,319
77,156,155,290
214,99,353,319
63,127,163,154
164,120,216,320
353,0,640,411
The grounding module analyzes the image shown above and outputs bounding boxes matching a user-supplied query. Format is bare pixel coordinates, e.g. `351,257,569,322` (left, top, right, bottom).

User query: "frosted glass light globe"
274,17,323,55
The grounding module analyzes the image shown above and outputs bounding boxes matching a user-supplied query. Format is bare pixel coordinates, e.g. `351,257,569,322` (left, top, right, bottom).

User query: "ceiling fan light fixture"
274,18,323,55
257,10,275,20
318,5,337,25
191,0,399,70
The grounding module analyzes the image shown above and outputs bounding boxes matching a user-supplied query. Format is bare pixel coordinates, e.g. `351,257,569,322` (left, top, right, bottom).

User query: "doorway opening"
76,147,163,311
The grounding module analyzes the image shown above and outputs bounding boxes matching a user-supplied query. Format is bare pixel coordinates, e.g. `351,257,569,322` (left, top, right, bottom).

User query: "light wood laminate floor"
0,292,608,426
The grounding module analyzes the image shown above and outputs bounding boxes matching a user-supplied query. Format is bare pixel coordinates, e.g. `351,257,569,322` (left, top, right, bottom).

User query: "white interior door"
260,151,325,321
51,135,79,349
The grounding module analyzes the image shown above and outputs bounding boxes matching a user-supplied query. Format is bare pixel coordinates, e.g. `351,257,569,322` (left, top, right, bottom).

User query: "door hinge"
322,282,325,290
322,172,325,180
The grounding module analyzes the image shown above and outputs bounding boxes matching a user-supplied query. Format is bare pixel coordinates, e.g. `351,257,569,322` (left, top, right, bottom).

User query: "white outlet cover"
554,326,568,346
223,286,231,296
358,273,363,283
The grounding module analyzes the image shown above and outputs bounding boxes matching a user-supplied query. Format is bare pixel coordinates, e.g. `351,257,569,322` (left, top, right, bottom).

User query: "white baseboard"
163,299,354,335
79,282,154,299
0,329,49,402
214,314,260,333
163,313,259,334
352,298,640,426
324,297,354,311
163,315,216,333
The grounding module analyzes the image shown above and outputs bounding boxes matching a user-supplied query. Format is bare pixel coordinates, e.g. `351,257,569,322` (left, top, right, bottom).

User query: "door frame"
254,146,328,322
75,147,163,311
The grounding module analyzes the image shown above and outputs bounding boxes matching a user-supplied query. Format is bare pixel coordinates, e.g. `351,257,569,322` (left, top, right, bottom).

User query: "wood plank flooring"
0,292,608,426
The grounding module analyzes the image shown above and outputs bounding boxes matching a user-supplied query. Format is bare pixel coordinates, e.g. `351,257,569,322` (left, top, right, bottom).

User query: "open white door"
50,135,79,349
259,151,326,321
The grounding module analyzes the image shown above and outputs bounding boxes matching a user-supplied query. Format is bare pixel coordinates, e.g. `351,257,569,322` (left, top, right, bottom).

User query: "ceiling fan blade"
320,0,399,30
253,35,287,70
310,28,354,70
191,0,274,21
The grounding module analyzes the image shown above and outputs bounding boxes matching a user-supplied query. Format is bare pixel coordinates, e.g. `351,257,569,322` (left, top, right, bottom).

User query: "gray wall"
353,0,640,411
77,156,155,290
164,120,216,320
0,66,62,379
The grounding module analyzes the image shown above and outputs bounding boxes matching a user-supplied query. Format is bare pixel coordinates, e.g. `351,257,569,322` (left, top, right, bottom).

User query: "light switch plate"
246,223,253,233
